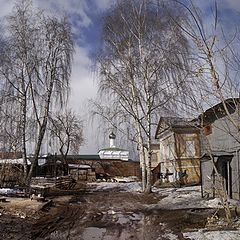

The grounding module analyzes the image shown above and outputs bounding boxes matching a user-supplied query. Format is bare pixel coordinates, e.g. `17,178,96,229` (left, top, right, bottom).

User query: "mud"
0,185,212,240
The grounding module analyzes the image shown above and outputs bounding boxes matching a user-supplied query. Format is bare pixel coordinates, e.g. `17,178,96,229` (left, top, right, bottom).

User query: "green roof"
66,155,101,160
47,155,101,160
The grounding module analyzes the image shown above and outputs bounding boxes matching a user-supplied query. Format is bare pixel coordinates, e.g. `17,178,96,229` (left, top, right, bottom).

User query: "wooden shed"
68,164,96,182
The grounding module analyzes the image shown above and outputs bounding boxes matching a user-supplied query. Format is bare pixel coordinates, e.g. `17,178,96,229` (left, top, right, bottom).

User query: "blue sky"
0,0,240,154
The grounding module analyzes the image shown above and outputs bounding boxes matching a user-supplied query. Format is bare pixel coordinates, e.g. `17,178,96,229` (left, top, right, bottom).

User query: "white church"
98,132,129,161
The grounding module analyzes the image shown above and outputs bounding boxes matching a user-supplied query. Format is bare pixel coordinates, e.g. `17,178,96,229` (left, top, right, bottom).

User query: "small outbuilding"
68,164,96,181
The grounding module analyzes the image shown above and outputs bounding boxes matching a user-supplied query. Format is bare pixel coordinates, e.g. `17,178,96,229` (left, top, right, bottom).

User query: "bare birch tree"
0,0,74,186
94,0,189,193
168,0,240,223
49,110,84,174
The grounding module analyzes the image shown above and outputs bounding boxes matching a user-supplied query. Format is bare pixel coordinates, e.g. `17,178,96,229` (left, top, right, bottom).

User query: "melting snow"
183,230,240,240
88,182,240,239
152,185,235,210
88,182,142,192
88,183,238,210
0,188,18,195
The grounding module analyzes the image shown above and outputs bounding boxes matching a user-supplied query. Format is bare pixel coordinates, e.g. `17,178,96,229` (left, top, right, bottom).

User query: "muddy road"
0,184,211,240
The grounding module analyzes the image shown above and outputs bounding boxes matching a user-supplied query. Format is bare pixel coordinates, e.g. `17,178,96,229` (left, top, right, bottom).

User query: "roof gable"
155,117,198,139
199,98,240,125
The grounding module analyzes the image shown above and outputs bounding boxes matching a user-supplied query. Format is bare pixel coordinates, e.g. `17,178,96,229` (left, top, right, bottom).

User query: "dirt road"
0,183,210,240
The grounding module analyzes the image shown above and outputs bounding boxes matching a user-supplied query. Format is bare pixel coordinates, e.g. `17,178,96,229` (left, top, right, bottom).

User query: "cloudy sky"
0,0,114,154
0,0,240,154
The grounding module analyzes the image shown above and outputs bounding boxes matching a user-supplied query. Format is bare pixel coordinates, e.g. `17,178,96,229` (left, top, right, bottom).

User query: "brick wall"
67,159,141,178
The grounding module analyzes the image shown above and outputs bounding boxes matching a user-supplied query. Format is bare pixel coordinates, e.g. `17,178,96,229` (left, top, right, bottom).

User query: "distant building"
33,133,139,182
98,132,129,161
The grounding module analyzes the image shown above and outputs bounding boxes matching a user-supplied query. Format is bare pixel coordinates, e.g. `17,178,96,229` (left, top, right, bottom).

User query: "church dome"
109,132,116,139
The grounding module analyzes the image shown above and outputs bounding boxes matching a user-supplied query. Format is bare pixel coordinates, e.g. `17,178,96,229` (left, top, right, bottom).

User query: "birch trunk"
145,108,152,193
137,131,146,192
20,79,28,184
26,80,54,185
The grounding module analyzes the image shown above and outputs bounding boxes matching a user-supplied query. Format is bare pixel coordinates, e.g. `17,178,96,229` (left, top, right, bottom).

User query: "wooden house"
199,98,240,200
155,117,201,185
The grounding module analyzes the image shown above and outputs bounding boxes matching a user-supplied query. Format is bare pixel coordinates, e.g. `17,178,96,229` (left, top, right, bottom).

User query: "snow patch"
88,182,142,192
183,230,240,240
0,188,17,195
154,186,230,210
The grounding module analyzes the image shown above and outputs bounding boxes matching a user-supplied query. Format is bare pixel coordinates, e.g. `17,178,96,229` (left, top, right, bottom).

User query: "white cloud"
35,0,92,28
94,0,115,10
221,0,240,12
0,0,14,18
69,46,97,113
69,46,99,154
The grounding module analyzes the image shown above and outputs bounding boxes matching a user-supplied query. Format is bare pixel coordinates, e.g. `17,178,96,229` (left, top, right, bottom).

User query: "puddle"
129,213,142,221
116,213,129,224
82,227,106,240
103,210,143,225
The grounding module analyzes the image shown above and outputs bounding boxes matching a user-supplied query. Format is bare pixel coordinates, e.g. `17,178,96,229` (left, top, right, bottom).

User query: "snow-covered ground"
88,181,142,192
2,182,240,239
0,188,19,195
183,230,240,240
152,185,228,209
88,182,238,209
87,181,240,240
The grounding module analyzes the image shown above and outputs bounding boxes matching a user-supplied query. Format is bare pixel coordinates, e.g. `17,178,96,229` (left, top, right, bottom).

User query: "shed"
68,164,96,181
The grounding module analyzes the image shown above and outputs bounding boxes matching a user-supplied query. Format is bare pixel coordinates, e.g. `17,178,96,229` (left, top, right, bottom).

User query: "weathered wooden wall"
0,165,23,187
69,168,96,182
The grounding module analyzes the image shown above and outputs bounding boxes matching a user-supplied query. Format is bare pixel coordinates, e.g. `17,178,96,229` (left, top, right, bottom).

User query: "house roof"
200,150,235,161
155,117,198,139
155,98,240,139
198,98,240,126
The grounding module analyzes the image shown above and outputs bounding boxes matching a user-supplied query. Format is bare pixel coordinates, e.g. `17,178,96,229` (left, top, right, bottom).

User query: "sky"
0,0,115,154
0,0,240,155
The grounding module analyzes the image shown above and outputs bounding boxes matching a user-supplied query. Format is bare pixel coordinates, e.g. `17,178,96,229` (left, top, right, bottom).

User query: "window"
185,140,195,157
165,141,174,160
151,153,158,163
